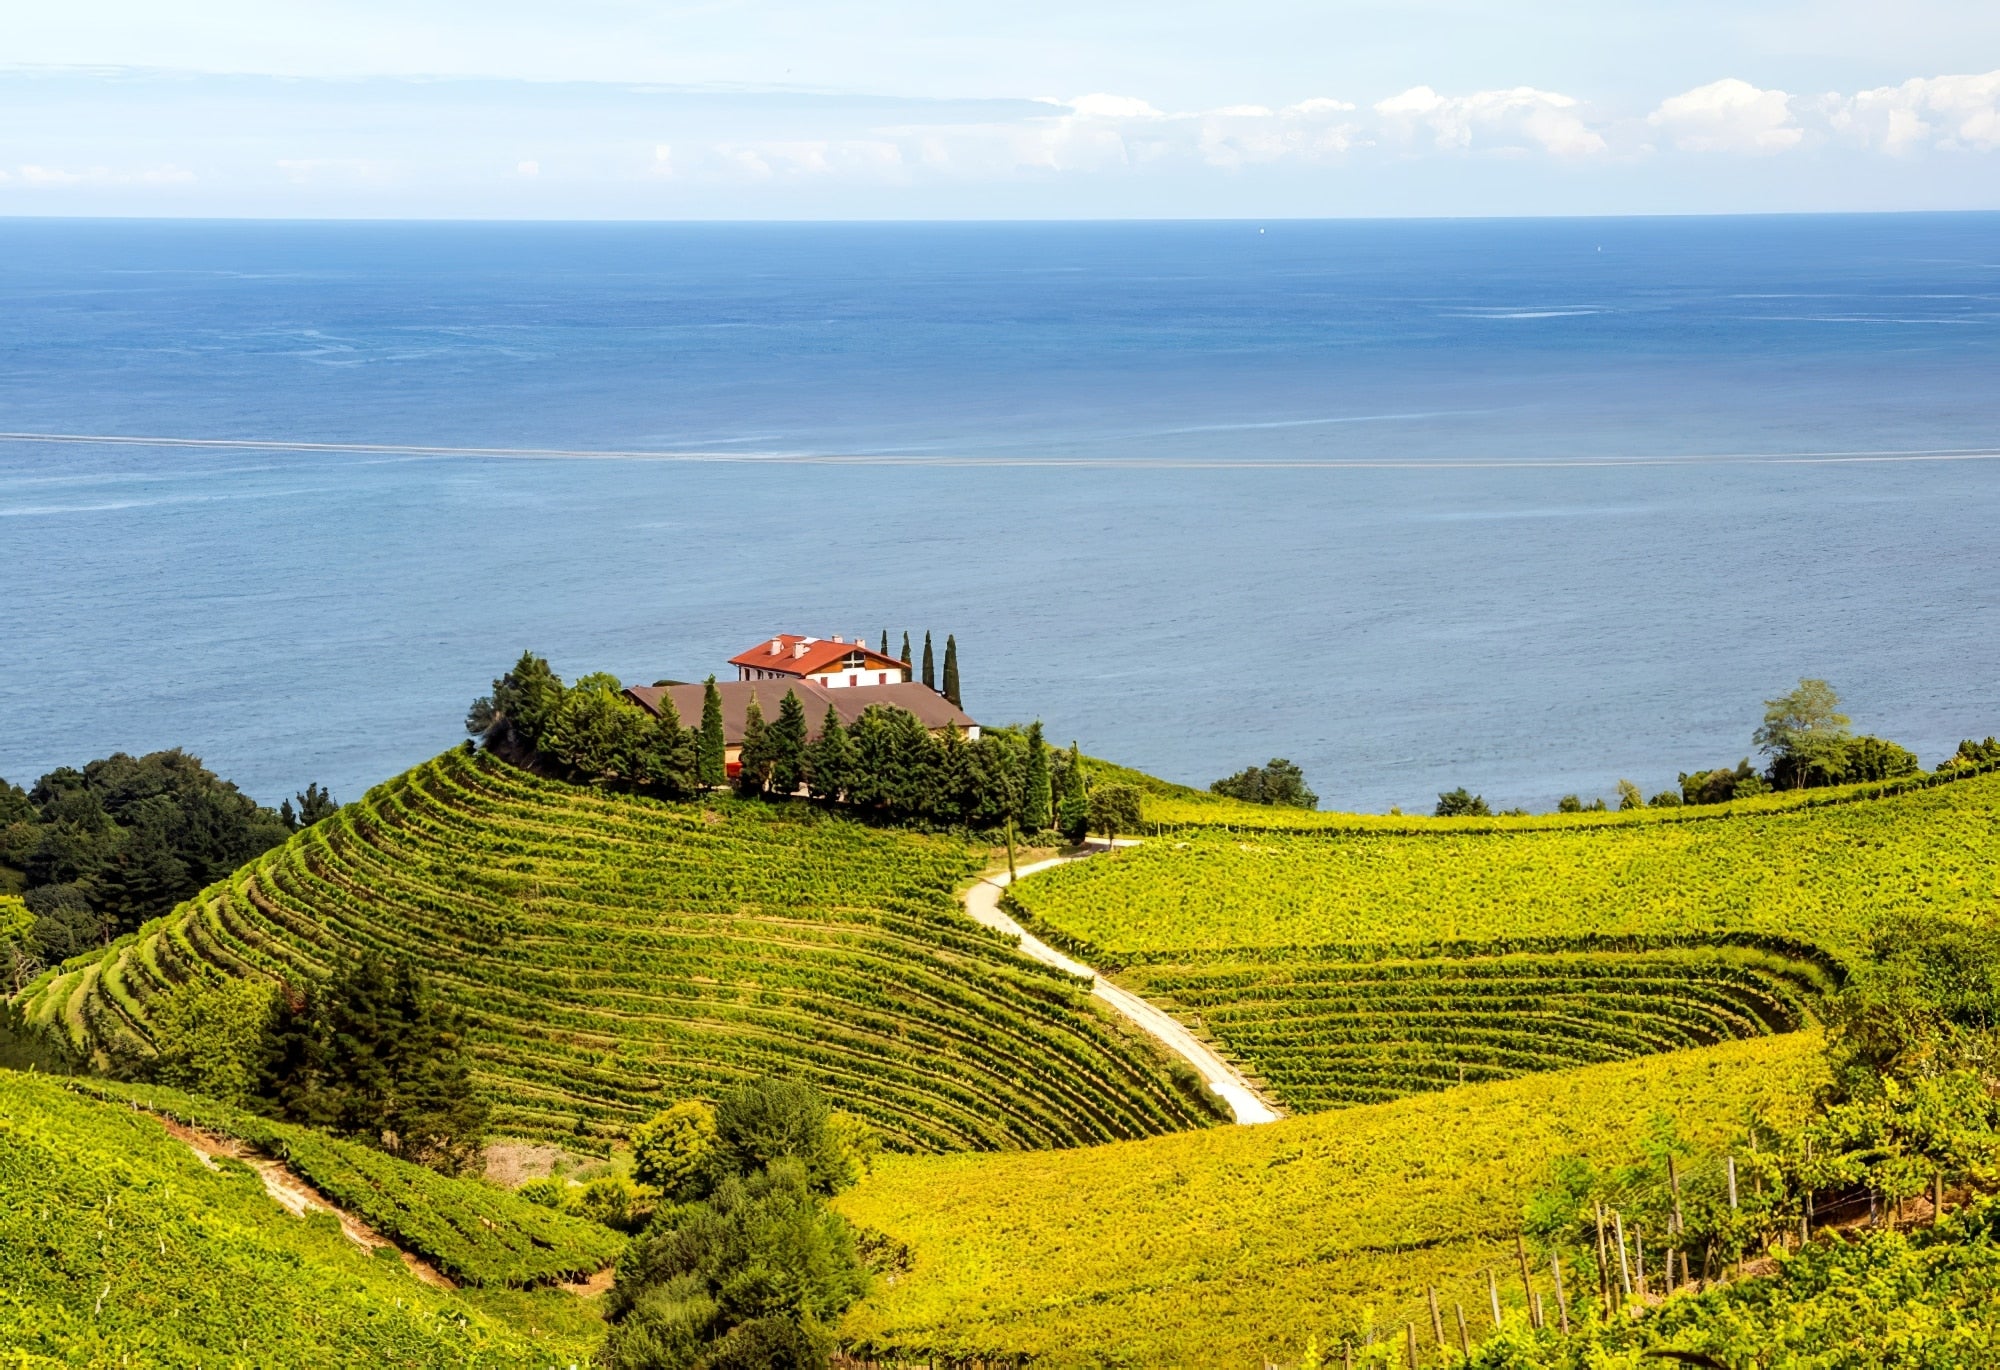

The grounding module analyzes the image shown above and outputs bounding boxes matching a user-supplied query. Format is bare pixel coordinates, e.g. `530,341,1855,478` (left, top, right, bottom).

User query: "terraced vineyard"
1120,946,1826,1109
19,747,1210,1151
1009,770,2000,1113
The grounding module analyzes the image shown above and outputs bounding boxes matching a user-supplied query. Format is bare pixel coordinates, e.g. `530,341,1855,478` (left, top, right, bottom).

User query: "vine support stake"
1487,1267,1502,1328
1516,1234,1537,1328
1428,1286,1445,1348
1726,1156,1738,1210
1550,1252,1570,1334
1455,1303,1471,1359
1613,1210,1633,1298
1405,1322,1418,1370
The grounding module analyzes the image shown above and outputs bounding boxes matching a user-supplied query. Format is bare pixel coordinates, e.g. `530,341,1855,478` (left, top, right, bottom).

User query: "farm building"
624,676,978,778
729,633,910,689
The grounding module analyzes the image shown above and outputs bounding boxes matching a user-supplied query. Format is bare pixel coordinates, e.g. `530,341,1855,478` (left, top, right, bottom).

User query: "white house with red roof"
729,634,910,690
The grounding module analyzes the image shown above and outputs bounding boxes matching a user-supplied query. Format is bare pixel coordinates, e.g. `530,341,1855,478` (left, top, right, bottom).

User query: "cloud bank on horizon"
2,0,1998,219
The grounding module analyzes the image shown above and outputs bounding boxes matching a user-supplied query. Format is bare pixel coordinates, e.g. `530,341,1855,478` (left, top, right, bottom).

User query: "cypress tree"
697,676,727,789
804,706,852,801
1057,741,1090,844
769,689,810,795
922,632,936,690
736,695,770,796
1022,722,1052,832
942,634,961,707
900,632,911,674
879,630,889,657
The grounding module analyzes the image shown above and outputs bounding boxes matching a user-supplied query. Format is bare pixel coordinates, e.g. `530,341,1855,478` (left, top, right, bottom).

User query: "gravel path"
964,851,1283,1126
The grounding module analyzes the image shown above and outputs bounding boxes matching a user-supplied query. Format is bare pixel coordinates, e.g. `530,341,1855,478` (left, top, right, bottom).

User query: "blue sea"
3,215,1998,813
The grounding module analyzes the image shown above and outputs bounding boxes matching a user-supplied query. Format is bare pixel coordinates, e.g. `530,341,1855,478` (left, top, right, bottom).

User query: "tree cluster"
1209,758,1317,809
472,653,1097,837
262,953,490,1175
599,1078,876,1370
0,751,327,973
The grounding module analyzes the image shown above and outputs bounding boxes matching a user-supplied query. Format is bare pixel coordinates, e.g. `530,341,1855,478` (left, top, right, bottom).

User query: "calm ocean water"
3,215,1998,812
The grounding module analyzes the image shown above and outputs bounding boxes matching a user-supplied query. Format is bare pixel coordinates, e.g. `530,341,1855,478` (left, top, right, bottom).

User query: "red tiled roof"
726,634,906,678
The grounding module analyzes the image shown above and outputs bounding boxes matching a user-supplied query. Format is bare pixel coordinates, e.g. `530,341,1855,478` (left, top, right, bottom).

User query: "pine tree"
1022,722,1052,832
697,676,727,789
804,706,852,801
922,632,936,690
736,696,770,797
769,690,810,795
644,692,697,795
942,634,961,706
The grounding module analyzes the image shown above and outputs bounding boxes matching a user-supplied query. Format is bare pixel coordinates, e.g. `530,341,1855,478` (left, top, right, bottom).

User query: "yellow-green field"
835,1033,1823,1368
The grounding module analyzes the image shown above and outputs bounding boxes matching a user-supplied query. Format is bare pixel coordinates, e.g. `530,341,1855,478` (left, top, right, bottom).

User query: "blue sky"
4,0,1998,217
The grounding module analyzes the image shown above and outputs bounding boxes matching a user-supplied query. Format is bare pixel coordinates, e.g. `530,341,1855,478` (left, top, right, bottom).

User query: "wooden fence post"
1516,1235,1538,1328
1612,1210,1632,1298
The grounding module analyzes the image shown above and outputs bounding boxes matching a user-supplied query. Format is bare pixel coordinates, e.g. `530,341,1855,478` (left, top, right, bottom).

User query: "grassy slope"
18,747,1208,1152
0,1068,592,1367
59,1077,625,1288
1016,769,2000,961
835,1034,1823,1368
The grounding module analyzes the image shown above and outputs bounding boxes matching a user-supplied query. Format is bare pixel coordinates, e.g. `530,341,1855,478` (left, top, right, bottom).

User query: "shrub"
708,1078,851,1196
1210,759,1318,809
633,1100,719,1199
149,974,274,1106
1436,788,1492,818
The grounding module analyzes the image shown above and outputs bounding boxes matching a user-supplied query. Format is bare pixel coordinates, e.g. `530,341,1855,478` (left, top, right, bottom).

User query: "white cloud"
1648,78,1802,154
1196,98,1362,168
1826,69,2000,152
515,159,539,177
1373,86,1607,158
14,162,194,186
1064,92,1166,121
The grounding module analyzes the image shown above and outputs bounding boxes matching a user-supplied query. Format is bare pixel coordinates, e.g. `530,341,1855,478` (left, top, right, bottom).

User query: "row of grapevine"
1120,948,1821,1111
20,747,1213,1151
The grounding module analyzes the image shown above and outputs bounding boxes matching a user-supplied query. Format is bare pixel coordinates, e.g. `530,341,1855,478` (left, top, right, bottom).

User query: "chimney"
793,641,808,659
832,635,844,644
768,638,782,656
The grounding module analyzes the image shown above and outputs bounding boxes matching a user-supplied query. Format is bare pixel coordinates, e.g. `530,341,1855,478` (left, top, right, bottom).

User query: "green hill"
834,1033,1823,1367
1006,770,2000,1112
17,746,1210,1151
0,1068,596,1366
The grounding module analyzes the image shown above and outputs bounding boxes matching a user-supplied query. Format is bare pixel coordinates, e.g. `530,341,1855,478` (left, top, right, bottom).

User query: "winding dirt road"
964,852,1283,1126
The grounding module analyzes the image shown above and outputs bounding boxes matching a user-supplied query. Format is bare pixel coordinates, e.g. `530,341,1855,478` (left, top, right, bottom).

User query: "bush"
574,1175,658,1233
707,1079,852,1196
1436,788,1491,818
149,974,274,1106
634,1100,719,1199
1209,759,1317,809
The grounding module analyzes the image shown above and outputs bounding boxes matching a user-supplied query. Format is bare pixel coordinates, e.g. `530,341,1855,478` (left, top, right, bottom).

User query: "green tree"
941,634,961,707
87,826,191,930
280,783,339,832
803,707,852,801
545,673,646,781
1616,778,1644,811
640,691,698,795
736,696,771,797
768,690,810,796
263,954,489,1175
1087,783,1143,846
484,651,565,751
1435,788,1492,818
1021,723,1053,833
1056,743,1090,844
697,676,728,789
1210,759,1317,809
879,630,889,658
1756,678,1852,788
632,1100,719,1200
150,974,275,1106
705,1077,855,1197
899,631,911,670
921,632,936,690
1837,735,1920,783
